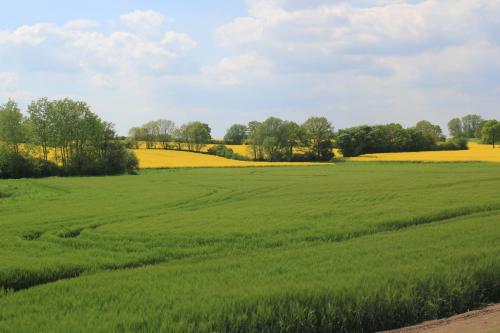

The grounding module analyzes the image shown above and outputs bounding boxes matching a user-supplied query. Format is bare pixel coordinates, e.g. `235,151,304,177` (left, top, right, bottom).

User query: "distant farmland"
1,163,499,332
131,141,499,169
350,142,500,163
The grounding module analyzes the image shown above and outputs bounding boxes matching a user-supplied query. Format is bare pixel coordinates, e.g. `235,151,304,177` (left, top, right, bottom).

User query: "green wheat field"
1,163,500,332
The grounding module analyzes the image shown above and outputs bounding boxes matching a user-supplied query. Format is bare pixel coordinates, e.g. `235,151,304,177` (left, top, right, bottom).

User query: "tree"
481,120,500,148
415,120,443,146
156,119,176,149
173,126,187,150
259,117,285,160
448,118,463,138
128,127,147,149
281,121,304,157
142,121,160,149
246,121,263,160
27,98,53,160
302,117,334,160
461,114,483,138
0,100,26,154
336,126,371,157
224,124,247,145
336,124,438,157
184,121,211,151
1,97,137,178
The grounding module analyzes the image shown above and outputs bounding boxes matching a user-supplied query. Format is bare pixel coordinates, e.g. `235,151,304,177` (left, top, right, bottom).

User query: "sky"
0,0,499,136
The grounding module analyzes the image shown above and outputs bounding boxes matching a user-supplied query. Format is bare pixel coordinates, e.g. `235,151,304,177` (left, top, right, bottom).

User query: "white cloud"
216,17,264,47
217,0,500,55
207,0,500,130
120,10,165,35
0,23,55,46
0,13,197,88
202,52,272,85
162,32,197,51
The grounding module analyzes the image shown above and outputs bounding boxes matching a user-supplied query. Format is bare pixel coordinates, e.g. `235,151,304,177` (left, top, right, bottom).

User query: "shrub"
207,144,234,158
433,138,469,151
126,151,139,174
0,148,59,179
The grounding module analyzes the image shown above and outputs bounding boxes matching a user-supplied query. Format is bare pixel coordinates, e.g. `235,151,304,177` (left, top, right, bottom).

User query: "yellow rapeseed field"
134,149,320,168
349,142,500,163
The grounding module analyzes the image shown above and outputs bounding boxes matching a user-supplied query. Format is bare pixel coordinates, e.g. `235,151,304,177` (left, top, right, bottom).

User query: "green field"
1,163,500,332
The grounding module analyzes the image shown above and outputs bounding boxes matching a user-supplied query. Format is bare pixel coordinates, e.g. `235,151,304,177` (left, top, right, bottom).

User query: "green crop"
0,163,499,332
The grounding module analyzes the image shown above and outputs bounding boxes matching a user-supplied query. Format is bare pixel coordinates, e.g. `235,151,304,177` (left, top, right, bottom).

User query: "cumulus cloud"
120,10,165,35
0,11,196,87
1,2,500,134
202,52,272,85
217,0,500,57
162,32,197,51
209,0,500,128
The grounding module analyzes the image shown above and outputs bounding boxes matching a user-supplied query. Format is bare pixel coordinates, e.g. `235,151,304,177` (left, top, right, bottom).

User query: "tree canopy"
224,124,247,145
480,120,500,148
0,98,138,179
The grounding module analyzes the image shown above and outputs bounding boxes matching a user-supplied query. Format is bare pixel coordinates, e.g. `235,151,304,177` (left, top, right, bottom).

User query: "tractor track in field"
304,203,500,243
3,204,500,296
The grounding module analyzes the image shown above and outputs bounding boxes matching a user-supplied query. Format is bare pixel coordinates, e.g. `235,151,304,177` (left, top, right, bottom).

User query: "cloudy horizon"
1,0,499,136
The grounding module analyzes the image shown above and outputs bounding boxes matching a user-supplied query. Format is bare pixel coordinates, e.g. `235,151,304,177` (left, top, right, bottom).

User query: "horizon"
1,0,499,136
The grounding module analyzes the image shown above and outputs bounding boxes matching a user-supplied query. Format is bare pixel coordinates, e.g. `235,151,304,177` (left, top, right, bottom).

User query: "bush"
62,142,139,176
0,149,59,179
126,151,139,174
207,144,252,161
0,140,138,179
433,138,469,151
207,144,234,158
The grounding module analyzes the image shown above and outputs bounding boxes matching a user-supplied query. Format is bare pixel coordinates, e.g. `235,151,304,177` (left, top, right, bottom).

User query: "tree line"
130,113,499,161
130,117,335,162
336,120,465,157
448,115,500,148
0,98,138,179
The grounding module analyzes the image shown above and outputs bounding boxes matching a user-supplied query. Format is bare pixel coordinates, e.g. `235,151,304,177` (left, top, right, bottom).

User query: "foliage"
0,100,27,154
0,98,137,178
448,118,463,138
239,116,330,162
0,164,500,332
415,120,444,145
462,114,484,138
183,121,212,152
480,120,500,148
207,144,251,161
0,146,59,179
223,124,247,145
448,115,484,138
302,117,334,160
337,122,461,157
434,137,469,151
337,124,425,157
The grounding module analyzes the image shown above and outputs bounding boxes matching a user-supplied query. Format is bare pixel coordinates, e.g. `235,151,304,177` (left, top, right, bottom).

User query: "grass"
350,142,500,163
0,163,499,332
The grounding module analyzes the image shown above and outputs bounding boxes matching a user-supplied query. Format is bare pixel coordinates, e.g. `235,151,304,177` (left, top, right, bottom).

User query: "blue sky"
1,0,499,136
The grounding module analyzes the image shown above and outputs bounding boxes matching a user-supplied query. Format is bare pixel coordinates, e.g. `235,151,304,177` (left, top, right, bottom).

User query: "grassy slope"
0,163,499,332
